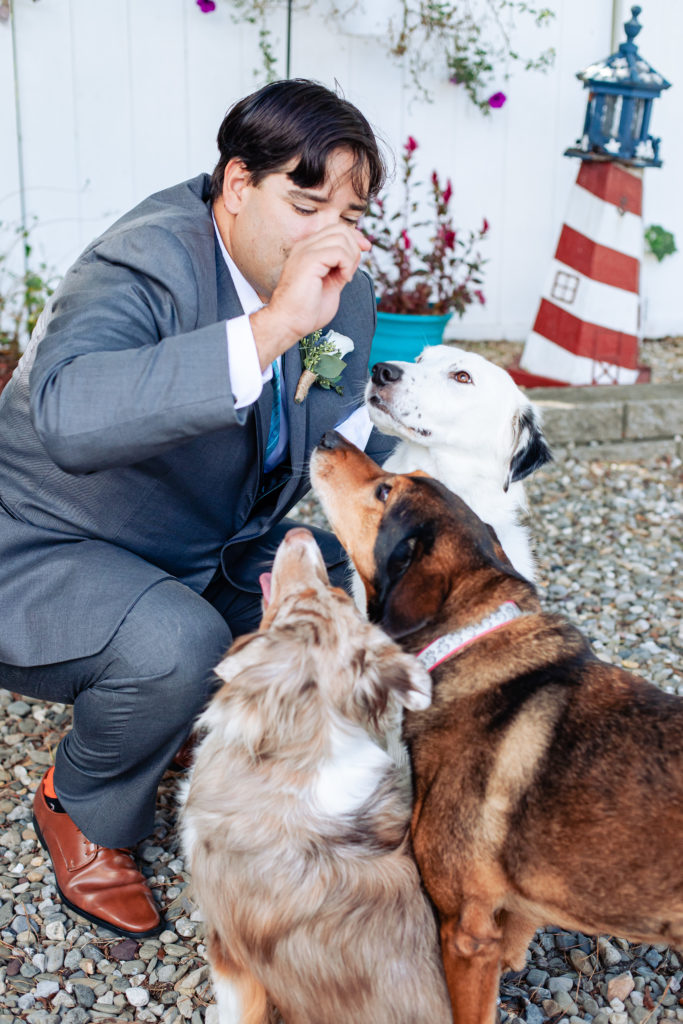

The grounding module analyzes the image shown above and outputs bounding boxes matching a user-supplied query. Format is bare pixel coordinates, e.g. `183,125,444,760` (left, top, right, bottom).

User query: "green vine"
0,222,58,362
644,224,677,263
207,1,555,111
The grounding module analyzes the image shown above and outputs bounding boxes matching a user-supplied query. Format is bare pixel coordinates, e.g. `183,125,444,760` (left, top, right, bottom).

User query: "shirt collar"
212,212,263,316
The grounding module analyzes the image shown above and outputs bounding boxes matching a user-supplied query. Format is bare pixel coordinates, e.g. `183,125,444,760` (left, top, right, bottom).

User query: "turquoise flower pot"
369,311,452,367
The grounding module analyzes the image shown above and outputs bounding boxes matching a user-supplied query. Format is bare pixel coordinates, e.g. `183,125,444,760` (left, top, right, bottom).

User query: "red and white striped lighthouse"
511,6,670,389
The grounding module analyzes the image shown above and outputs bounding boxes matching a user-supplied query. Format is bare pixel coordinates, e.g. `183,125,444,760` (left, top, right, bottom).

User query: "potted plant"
362,136,489,364
0,224,56,394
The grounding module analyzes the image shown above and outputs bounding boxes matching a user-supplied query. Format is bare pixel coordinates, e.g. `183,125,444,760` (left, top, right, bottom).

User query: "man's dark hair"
209,79,387,204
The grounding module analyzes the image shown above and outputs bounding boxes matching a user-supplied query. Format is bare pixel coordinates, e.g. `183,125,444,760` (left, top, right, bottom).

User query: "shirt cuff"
225,315,270,409
334,405,374,451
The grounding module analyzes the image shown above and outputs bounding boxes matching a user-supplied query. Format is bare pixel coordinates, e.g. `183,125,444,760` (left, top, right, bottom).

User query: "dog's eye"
375,483,392,503
449,370,473,384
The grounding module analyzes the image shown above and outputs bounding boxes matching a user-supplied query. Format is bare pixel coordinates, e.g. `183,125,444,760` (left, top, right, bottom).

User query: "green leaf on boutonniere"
295,329,355,403
315,353,346,379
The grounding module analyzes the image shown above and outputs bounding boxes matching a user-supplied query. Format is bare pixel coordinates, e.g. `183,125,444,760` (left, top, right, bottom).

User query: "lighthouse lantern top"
565,5,671,167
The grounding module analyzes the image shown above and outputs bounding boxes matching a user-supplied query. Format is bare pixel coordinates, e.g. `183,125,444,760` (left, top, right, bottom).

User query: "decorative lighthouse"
513,6,671,388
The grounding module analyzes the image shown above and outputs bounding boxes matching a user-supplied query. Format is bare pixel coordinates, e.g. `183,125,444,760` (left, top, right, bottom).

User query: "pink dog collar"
416,602,522,672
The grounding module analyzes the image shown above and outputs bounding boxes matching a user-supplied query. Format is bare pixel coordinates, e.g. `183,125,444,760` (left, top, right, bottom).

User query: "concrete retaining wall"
529,383,683,460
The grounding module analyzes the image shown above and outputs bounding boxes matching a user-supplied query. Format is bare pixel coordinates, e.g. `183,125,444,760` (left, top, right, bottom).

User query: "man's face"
218,148,368,302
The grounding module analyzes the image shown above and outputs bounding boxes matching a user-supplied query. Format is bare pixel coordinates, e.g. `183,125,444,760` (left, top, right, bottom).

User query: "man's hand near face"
250,222,371,371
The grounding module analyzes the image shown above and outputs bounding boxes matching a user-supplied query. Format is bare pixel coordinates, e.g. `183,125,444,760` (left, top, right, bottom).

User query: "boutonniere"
294,329,355,404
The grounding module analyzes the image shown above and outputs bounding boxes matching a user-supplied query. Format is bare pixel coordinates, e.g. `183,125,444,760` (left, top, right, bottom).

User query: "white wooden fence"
2,0,681,342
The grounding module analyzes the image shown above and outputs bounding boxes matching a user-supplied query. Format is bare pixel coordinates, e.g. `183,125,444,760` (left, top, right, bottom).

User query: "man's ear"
222,158,252,215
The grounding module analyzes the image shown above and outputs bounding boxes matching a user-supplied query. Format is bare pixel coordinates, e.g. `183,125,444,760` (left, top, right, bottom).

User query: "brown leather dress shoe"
33,770,162,939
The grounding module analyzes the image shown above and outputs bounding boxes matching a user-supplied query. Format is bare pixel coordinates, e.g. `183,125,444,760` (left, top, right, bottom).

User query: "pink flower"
475,289,486,305
431,170,439,187
442,179,453,204
405,136,418,153
488,91,506,109
438,226,456,249
401,230,411,250
482,218,490,234
196,0,216,11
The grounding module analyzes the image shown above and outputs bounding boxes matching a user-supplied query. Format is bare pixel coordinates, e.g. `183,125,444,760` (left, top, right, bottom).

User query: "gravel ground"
1,339,681,1024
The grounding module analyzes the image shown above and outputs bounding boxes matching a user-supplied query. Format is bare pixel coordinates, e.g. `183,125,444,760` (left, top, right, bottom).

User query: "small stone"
73,984,96,1008
51,991,77,1009
554,989,579,1015
645,948,663,969
61,1009,90,1024
176,994,194,1018
526,968,549,989
126,987,150,1008
598,937,623,967
35,980,60,999
608,972,635,1003
548,976,574,994
7,700,31,717
608,1013,628,1024
569,946,596,974
110,937,140,961
45,920,65,941
175,965,209,993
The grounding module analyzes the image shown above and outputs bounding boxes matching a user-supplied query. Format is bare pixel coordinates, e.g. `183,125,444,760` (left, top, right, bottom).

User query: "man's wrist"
249,307,301,371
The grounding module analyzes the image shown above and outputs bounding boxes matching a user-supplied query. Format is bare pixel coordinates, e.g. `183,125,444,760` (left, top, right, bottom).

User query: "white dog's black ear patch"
505,407,553,491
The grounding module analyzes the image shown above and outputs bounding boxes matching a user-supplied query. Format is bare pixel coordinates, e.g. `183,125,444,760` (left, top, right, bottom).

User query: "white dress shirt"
213,219,374,460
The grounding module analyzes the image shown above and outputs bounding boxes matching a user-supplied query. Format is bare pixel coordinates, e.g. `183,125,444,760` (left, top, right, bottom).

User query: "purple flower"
488,91,506,109
196,0,216,11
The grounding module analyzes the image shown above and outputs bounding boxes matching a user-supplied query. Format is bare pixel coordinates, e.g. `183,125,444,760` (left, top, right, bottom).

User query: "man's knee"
109,579,232,706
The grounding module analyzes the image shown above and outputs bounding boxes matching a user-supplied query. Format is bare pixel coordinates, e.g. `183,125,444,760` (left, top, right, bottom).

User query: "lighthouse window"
551,270,580,304
601,94,623,139
630,99,645,140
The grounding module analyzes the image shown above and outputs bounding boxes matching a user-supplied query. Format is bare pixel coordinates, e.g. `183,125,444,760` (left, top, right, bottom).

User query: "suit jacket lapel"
283,340,306,482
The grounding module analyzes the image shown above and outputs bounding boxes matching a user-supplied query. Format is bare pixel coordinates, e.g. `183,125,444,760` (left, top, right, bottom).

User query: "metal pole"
9,0,29,278
286,0,292,78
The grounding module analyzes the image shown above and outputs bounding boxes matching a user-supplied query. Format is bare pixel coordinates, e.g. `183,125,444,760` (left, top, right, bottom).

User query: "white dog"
365,344,552,581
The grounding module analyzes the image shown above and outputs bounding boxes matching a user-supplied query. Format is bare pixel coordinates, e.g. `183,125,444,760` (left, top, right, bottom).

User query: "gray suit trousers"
0,521,347,847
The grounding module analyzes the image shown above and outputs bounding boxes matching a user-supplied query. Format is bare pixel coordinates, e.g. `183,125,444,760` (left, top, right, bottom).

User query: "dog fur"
310,433,683,1024
181,527,451,1024
365,345,552,580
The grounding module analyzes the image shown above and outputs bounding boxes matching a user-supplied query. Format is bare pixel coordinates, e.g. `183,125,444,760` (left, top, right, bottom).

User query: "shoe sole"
33,813,164,941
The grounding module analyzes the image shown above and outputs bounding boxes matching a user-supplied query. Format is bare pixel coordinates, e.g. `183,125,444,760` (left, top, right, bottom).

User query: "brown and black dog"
310,431,683,1024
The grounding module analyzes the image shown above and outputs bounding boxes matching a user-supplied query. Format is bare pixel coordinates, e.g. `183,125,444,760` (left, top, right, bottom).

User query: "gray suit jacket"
0,174,392,666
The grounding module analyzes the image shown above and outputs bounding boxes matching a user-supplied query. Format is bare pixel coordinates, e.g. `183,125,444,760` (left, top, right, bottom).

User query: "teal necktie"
264,360,281,467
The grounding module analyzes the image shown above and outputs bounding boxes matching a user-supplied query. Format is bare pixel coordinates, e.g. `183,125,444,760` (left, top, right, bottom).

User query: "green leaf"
315,354,346,379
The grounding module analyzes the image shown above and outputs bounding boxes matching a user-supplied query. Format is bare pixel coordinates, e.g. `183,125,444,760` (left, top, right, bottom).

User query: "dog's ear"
368,520,448,640
504,405,552,491
353,635,432,725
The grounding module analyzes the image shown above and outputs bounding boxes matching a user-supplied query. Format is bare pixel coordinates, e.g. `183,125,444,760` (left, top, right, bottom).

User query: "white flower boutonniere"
294,329,355,404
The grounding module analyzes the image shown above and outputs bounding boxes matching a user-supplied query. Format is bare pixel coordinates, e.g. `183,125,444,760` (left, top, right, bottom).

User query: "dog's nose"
319,430,351,451
371,362,403,386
